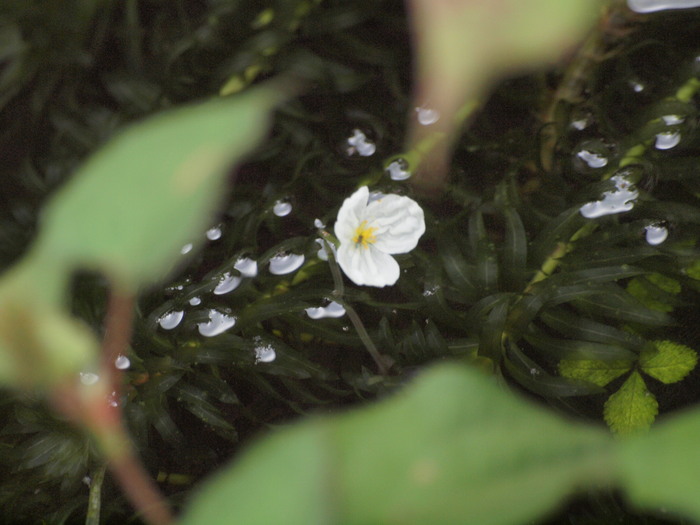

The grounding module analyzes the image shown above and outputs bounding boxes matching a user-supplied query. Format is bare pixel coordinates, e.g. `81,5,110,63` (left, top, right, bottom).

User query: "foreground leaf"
32,84,285,289
604,371,658,437
180,363,613,525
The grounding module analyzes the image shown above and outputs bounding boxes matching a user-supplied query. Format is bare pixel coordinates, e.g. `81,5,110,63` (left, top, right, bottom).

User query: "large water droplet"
115,355,131,370
580,174,639,218
655,131,681,150
269,253,305,275
273,200,293,217
234,257,258,278
213,272,241,295
645,224,669,246
197,309,237,337
306,301,346,319
346,129,376,157
415,106,440,126
627,0,700,13
158,310,185,330
254,343,277,364
386,158,411,181
189,296,202,306
206,225,222,241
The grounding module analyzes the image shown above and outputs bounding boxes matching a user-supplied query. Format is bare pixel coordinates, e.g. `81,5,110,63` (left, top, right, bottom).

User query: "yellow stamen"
352,221,377,248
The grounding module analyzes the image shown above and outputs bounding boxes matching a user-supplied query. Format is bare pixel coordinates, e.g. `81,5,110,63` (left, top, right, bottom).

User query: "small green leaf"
626,274,682,313
640,340,698,384
559,359,632,387
604,371,658,436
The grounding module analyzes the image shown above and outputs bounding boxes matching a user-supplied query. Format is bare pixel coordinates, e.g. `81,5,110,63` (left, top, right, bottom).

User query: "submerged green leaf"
604,371,658,436
640,340,698,384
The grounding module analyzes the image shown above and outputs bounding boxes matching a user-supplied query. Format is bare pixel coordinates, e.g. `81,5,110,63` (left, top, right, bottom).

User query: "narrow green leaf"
33,84,285,288
604,371,658,436
559,359,632,387
640,340,698,384
501,207,528,289
626,274,682,314
531,207,586,266
478,295,511,359
525,330,636,362
540,308,647,350
180,364,613,525
573,286,673,326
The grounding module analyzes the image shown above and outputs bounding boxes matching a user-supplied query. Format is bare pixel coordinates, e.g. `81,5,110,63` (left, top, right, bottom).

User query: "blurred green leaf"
559,358,632,388
180,363,613,525
33,84,285,289
640,340,698,385
604,371,658,437
406,0,602,190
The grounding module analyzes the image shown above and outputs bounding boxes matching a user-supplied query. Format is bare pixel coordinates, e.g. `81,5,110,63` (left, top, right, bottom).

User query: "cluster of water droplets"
305,300,346,319
580,173,639,219
346,128,376,157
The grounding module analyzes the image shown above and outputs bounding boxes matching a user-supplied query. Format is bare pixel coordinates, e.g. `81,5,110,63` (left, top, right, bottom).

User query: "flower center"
352,221,377,249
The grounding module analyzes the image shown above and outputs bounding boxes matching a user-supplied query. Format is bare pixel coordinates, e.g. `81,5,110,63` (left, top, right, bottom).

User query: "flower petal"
334,186,369,243
337,243,400,287
365,194,425,254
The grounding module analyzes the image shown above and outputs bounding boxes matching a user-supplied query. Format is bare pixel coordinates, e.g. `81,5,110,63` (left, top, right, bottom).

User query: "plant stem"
85,463,107,525
319,235,389,375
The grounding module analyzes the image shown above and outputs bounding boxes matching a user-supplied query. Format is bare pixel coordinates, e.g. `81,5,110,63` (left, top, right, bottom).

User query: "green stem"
319,235,389,375
85,463,107,525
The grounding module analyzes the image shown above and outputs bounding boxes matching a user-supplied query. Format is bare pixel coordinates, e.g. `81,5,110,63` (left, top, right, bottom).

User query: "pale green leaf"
559,359,633,387
604,371,658,436
32,84,284,289
619,407,700,521
640,340,698,384
180,363,613,525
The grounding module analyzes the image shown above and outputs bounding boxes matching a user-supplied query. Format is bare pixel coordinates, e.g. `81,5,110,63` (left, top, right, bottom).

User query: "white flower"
334,186,425,287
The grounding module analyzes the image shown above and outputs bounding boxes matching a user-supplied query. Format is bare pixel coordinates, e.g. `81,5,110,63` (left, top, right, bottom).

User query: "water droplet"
197,309,237,337
254,343,277,363
415,106,440,126
576,149,608,169
529,368,540,376
314,218,326,229
213,272,241,295
655,131,681,150
189,296,202,306
273,200,293,217
158,310,185,330
580,174,639,218
629,79,645,93
645,224,668,246
627,0,700,13
269,253,305,275
206,225,222,241
115,355,131,370
386,158,411,181
234,257,258,278
346,128,376,157
423,285,439,297
306,301,346,319
80,372,100,386
315,238,336,261
573,140,610,172
180,243,193,255
662,115,684,125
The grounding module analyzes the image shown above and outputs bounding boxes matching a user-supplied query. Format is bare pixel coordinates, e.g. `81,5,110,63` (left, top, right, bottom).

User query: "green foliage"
604,371,658,436
180,363,614,525
640,341,698,384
